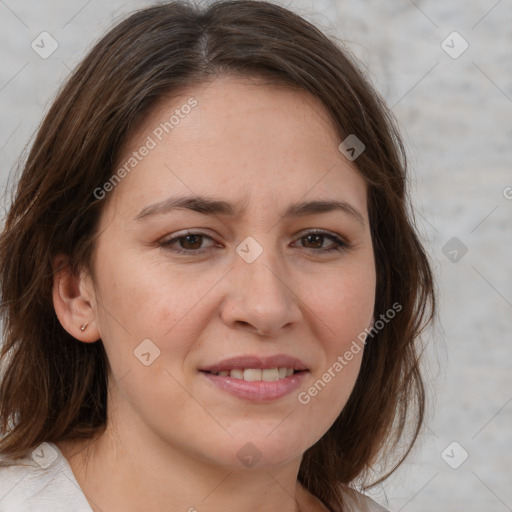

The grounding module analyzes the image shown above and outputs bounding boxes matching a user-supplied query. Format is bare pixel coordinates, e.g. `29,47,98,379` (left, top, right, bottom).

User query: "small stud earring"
80,323,88,332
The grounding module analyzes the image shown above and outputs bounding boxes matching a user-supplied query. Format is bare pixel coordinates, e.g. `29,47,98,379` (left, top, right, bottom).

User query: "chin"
199,434,309,471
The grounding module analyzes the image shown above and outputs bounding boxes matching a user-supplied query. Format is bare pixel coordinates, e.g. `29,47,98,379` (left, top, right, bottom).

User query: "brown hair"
0,1,435,509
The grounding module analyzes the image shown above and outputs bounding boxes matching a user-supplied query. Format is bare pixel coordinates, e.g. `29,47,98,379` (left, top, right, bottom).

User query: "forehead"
127,74,341,152
106,74,367,219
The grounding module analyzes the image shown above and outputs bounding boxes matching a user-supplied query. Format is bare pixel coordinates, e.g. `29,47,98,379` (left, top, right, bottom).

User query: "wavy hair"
0,1,435,510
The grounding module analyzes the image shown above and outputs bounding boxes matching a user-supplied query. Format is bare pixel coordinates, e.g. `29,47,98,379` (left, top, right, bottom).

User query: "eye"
160,231,216,254
159,229,349,255
292,230,349,253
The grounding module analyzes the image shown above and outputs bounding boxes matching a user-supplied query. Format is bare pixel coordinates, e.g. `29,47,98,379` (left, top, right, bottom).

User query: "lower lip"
201,371,308,402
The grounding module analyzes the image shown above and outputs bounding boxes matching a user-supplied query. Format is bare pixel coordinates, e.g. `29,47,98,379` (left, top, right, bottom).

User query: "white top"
0,442,390,512
0,442,92,512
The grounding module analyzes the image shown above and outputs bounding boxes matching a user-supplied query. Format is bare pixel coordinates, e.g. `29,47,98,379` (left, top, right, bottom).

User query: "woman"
0,1,435,511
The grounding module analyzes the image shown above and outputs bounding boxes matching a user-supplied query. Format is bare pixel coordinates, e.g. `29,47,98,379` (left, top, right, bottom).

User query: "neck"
57,427,323,512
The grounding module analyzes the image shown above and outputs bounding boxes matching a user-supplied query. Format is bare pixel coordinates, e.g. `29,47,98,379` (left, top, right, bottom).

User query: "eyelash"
159,229,349,255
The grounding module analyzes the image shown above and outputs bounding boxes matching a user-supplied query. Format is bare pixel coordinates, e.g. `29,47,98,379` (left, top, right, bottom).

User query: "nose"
219,238,303,337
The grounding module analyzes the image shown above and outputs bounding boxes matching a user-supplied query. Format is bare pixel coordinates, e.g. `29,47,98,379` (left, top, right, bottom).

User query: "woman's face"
84,75,376,468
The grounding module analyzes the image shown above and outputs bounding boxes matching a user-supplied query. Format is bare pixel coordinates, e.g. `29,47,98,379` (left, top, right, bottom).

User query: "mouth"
201,367,306,381
199,354,309,377
199,354,309,401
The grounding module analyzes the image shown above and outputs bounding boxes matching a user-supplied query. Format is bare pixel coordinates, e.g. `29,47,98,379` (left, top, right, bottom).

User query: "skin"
53,75,376,512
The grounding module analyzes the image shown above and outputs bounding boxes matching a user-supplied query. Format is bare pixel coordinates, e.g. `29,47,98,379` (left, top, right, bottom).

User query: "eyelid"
159,228,350,255
295,228,348,243
159,229,217,250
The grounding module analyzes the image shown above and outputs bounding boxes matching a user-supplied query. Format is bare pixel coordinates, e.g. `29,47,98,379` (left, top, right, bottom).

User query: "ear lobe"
52,254,100,343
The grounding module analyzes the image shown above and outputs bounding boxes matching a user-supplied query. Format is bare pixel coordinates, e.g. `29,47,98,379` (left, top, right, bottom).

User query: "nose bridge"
235,233,286,298
224,233,302,334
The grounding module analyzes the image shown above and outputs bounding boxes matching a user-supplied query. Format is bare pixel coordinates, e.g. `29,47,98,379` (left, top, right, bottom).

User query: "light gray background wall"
0,1,511,511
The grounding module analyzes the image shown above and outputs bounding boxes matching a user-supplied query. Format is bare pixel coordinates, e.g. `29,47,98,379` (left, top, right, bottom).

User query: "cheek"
93,244,205,333
92,247,219,382
300,259,374,398
307,259,376,347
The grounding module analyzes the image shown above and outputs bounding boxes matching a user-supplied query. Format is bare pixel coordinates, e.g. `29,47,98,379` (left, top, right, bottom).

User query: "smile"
208,367,300,381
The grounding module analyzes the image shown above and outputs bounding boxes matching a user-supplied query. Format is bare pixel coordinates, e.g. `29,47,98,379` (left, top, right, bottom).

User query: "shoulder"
302,483,391,512
340,487,391,512
0,442,92,512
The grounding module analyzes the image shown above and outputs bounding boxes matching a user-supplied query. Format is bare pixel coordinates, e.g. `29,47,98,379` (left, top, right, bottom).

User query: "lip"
199,354,309,374
201,371,308,402
199,354,309,402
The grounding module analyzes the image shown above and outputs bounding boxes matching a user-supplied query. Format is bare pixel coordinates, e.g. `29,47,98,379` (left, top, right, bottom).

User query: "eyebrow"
134,195,365,226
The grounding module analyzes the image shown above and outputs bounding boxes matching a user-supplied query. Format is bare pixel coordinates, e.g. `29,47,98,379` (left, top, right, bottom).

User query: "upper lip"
200,354,309,374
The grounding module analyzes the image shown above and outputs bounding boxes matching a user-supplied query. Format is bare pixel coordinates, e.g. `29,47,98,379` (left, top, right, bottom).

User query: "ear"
52,254,100,343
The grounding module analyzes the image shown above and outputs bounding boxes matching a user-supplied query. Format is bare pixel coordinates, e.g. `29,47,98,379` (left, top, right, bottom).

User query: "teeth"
214,367,297,381
230,369,244,379
243,369,262,381
262,368,279,381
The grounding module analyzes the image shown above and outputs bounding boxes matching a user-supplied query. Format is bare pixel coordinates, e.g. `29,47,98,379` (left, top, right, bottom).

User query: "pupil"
305,234,322,248
182,234,202,249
